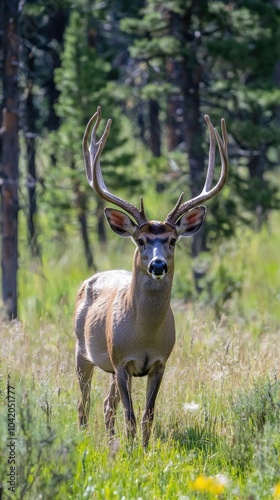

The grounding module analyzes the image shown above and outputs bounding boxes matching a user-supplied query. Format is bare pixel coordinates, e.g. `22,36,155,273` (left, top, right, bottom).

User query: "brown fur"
75,223,181,447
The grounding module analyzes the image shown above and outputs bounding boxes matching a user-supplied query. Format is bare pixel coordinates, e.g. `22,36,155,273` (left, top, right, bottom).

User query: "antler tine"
83,107,149,227
83,107,101,186
163,192,184,226
165,116,229,226
204,115,216,192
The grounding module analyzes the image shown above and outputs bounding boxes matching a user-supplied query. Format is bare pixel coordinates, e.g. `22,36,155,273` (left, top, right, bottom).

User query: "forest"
1,0,280,498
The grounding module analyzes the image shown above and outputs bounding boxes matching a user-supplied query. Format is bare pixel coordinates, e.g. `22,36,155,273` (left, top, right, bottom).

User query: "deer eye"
137,238,145,247
170,238,177,247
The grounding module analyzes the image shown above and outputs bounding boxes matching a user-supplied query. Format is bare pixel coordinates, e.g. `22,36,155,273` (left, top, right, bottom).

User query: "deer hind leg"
116,366,136,441
104,374,120,440
142,360,165,448
76,353,94,427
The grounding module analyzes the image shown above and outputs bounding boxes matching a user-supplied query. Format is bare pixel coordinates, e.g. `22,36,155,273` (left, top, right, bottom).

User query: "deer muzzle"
148,258,168,280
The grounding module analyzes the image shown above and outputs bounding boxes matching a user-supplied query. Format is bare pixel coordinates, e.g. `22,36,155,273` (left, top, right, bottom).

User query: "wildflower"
190,474,226,496
273,482,280,498
215,474,228,487
183,401,200,413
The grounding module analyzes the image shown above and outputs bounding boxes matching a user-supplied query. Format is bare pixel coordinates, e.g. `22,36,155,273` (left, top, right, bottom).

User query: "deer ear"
175,206,206,237
104,208,137,237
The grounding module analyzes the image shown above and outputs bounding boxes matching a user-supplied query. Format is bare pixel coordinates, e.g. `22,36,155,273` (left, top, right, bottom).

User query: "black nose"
148,258,167,276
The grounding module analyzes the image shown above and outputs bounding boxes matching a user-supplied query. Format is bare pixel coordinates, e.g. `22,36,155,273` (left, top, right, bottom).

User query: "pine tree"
121,0,280,238
205,0,280,228
52,7,137,261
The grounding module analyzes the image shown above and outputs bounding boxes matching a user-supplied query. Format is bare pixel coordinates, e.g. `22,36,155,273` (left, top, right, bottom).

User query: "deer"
74,106,229,448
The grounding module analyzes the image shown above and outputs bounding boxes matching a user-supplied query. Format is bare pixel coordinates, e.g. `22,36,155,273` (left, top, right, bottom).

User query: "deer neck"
129,249,174,321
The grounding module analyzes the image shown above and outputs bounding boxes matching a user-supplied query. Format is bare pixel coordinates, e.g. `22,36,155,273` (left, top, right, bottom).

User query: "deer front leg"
116,366,136,440
142,360,165,448
76,353,94,427
104,374,120,440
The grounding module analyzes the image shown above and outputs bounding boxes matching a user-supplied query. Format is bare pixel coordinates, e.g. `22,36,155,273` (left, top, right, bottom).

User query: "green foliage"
54,11,111,132
6,387,80,498
201,260,243,319
1,372,280,498
42,8,140,237
120,0,280,242
226,377,280,475
53,9,112,167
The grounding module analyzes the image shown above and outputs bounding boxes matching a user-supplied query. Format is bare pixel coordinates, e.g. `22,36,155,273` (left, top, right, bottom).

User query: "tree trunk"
25,46,39,255
149,99,161,157
165,60,183,152
137,103,146,145
73,178,95,269
167,9,206,292
42,8,68,132
78,210,94,269
247,152,268,230
1,2,19,319
96,197,107,244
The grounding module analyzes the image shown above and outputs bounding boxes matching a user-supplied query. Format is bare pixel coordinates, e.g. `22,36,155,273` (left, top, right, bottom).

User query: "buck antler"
165,115,229,226
83,106,149,227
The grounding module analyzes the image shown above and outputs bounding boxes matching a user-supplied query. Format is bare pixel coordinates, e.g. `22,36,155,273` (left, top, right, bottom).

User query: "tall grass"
1,210,280,498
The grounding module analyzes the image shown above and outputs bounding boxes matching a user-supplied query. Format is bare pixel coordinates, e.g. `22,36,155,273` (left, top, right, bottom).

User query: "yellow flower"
273,482,280,498
190,475,225,496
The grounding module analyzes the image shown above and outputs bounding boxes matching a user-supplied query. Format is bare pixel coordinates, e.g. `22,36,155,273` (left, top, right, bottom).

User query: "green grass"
1,211,280,498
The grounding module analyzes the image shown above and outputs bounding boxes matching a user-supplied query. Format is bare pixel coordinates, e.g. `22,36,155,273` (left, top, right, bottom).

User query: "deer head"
83,107,228,281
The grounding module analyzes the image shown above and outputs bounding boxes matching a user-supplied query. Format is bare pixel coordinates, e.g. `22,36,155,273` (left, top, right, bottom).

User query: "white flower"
183,401,200,413
215,474,229,486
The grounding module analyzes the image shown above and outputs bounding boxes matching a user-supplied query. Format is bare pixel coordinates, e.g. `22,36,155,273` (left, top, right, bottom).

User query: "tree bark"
165,60,184,153
25,47,39,255
247,152,268,230
78,210,94,269
96,197,107,244
1,1,20,319
73,179,95,269
149,99,161,157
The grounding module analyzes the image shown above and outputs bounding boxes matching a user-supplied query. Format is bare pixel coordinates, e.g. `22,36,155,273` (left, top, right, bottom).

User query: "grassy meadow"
1,203,280,499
